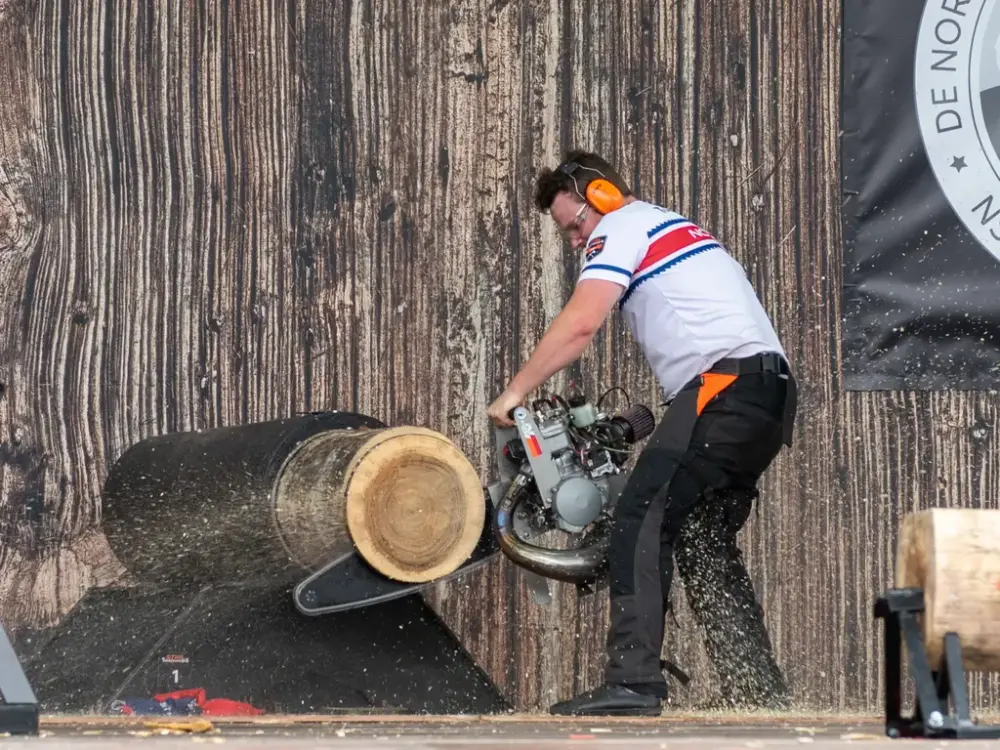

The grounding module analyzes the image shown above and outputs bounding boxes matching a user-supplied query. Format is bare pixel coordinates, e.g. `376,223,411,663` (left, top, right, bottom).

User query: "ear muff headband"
558,161,626,214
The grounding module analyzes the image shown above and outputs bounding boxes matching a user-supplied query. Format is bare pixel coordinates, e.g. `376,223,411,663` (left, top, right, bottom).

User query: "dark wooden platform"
5,713,997,749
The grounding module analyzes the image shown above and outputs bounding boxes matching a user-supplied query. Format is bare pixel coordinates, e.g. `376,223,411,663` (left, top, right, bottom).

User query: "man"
487,150,796,716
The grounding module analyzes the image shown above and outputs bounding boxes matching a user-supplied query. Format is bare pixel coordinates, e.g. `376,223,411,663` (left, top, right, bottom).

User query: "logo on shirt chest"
585,235,606,262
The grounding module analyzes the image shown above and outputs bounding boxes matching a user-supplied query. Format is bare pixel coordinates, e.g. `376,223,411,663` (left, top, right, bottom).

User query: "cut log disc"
896,508,1000,672
345,427,486,582
274,426,485,583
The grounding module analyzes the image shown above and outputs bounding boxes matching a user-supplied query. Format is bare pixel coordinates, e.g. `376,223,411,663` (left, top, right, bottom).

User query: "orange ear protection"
559,161,626,214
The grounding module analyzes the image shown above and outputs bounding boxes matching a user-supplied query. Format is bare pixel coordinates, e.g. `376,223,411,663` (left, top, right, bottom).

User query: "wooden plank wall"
0,0,997,713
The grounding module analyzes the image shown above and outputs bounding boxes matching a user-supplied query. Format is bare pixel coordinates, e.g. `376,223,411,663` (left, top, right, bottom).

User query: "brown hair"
533,149,632,212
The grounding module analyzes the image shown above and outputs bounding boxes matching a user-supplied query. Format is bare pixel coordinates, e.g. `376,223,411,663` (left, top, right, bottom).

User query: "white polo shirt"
577,200,786,401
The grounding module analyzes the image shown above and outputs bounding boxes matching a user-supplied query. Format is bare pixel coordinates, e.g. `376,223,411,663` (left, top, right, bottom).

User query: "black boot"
549,683,662,717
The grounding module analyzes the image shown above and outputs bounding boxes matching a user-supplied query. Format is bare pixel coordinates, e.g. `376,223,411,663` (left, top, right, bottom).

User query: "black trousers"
604,353,796,706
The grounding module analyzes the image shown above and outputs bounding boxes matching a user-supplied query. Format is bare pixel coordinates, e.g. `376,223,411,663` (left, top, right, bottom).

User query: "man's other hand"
487,388,525,427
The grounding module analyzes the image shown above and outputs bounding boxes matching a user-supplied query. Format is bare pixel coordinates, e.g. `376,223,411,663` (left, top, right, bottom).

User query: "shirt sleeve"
577,217,645,289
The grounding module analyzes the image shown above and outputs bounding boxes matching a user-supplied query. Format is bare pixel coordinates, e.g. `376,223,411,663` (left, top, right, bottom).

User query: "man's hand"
487,279,624,428
487,387,525,427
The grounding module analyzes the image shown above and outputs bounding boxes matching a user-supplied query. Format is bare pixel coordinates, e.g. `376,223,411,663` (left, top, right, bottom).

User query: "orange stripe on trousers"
696,373,737,415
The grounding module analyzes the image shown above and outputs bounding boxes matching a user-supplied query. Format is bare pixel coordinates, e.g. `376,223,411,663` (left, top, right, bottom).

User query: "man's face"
549,190,601,251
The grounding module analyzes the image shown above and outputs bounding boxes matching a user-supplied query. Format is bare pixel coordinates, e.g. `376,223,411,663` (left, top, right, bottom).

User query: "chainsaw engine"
490,384,656,585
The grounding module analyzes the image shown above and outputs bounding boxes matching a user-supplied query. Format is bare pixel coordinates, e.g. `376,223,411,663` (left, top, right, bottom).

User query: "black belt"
708,351,790,378
670,352,796,446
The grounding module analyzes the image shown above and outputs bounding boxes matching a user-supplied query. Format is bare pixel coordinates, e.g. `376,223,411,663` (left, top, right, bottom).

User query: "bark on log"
896,508,1000,672
101,412,485,588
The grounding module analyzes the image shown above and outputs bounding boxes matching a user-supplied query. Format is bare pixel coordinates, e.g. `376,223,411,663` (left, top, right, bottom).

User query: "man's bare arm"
487,279,624,425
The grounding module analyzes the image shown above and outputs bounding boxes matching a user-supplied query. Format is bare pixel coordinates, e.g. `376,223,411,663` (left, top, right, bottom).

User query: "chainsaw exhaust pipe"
491,473,610,585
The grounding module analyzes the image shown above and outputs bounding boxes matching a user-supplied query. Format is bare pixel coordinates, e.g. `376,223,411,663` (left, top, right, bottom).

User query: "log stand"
0,620,38,735
875,587,1000,739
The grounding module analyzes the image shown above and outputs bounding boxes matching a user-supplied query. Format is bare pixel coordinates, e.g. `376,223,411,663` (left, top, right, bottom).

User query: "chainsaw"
486,383,656,600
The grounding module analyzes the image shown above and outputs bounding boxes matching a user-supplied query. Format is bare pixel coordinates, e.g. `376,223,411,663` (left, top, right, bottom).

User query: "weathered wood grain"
1,0,998,716
0,0,298,622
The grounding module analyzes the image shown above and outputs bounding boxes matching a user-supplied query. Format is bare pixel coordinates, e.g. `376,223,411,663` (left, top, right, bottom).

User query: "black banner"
841,0,1000,390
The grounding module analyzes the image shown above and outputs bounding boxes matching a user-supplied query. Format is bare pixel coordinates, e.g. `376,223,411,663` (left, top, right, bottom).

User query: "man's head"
534,150,634,249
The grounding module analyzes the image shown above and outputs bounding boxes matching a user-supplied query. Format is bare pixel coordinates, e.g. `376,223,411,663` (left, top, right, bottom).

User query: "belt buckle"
759,353,781,374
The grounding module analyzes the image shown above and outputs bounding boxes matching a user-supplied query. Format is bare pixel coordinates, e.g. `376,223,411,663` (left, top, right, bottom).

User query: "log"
274,425,486,583
895,508,1000,672
101,412,486,588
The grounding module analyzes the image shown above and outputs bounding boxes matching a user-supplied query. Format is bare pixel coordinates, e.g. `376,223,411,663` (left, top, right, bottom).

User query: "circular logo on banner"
915,0,1000,261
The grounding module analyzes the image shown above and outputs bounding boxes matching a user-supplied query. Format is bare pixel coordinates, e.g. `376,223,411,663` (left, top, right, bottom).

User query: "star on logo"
950,156,967,172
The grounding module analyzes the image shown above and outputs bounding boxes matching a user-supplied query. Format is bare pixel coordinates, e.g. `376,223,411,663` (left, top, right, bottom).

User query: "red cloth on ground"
153,688,264,716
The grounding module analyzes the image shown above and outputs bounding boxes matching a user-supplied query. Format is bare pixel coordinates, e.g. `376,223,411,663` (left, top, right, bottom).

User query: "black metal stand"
0,620,39,735
874,587,1000,739
21,584,509,716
